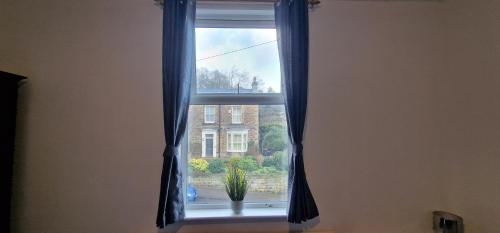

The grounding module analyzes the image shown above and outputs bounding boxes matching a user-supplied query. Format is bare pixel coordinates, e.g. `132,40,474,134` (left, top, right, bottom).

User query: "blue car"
187,184,198,202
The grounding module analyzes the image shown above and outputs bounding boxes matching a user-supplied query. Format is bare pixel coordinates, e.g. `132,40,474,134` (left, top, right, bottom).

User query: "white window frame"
196,1,276,29
184,1,287,212
204,105,216,123
190,1,283,106
201,129,217,158
231,105,243,124
227,129,248,153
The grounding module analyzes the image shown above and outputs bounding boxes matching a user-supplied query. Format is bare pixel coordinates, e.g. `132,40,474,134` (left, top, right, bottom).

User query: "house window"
231,105,242,124
202,129,217,157
184,1,289,212
204,105,216,123
227,130,248,152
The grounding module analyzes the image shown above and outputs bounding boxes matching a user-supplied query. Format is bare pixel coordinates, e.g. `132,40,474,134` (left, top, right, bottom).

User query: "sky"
195,28,281,93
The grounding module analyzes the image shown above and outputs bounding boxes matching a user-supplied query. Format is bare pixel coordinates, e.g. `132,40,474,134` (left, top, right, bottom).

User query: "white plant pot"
231,201,244,215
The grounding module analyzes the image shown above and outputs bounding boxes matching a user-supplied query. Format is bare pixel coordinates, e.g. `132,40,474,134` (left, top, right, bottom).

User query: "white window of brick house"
204,105,216,123
231,105,242,124
227,129,248,152
202,129,217,157
184,1,289,216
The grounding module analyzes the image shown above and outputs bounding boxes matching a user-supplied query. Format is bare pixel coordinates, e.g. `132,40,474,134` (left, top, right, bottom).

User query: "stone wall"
191,173,287,194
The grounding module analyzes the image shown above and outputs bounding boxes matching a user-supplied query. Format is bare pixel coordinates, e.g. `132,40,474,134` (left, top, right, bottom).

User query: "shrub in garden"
228,155,258,172
208,158,226,173
255,154,264,166
229,156,241,169
189,158,209,174
262,151,288,171
272,151,288,171
238,156,259,172
262,157,274,168
260,124,287,156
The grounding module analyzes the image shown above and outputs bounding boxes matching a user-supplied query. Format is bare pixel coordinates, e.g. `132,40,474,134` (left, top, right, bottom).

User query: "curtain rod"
154,0,321,8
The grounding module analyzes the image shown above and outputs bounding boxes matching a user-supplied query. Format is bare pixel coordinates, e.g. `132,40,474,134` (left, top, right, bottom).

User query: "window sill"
185,208,287,223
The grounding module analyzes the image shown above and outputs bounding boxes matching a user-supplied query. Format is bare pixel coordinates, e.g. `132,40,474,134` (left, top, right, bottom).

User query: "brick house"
188,105,260,158
186,77,259,158
187,77,287,159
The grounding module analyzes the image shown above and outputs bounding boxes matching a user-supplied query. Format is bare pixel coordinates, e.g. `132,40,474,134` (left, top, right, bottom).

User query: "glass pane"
196,28,281,94
187,105,288,206
232,106,242,124
204,106,216,123
234,134,242,144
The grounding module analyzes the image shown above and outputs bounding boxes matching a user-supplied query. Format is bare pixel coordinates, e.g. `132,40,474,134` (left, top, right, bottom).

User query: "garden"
188,152,289,204
187,123,289,204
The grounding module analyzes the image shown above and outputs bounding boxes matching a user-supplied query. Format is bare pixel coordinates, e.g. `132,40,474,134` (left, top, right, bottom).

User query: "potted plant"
224,163,249,215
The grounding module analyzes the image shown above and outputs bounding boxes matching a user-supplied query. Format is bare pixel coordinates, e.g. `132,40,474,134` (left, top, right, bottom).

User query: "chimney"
251,77,258,93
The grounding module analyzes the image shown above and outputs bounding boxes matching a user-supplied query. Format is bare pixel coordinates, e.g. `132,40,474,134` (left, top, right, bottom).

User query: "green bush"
228,156,259,172
262,151,288,171
238,156,259,172
229,156,241,169
262,159,273,168
189,158,209,174
260,124,287,156
208,158,226,173
272,151,288,171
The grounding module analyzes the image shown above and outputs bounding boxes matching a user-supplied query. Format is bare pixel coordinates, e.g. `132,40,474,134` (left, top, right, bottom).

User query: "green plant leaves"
224,165,249,201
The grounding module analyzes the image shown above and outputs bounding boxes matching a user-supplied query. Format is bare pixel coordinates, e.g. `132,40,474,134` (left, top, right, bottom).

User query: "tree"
260,124,287,156
197,67,232,89
196,67,264,92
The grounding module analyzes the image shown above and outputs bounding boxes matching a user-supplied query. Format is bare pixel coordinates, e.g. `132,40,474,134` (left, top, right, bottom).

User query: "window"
204,105,216,123
227,130,248,152
184,1,288,212
231,105,242,124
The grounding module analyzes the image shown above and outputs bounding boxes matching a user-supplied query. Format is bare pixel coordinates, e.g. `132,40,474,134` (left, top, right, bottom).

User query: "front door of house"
202,130,216,158
205,134,214,157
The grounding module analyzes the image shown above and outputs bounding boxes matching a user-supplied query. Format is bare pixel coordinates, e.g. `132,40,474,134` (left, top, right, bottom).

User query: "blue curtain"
275,0,319,224
156,0,196,228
